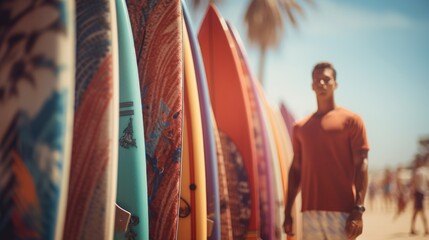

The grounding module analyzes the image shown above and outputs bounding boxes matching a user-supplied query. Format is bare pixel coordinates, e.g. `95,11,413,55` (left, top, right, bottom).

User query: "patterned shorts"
302,211,350,240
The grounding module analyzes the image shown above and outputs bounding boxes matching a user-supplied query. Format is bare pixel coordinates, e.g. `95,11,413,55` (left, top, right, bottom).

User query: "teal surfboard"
114,0,149,239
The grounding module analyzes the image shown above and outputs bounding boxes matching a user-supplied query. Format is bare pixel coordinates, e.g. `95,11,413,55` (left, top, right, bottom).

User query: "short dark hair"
312,62,337,80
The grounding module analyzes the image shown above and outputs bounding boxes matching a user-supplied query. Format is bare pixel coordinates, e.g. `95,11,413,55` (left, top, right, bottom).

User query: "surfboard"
270,109,299,240
63,0,119,239
177,20,207,240
182,1,221,239
279,102,295,141
272,108,302,240
0,1,75,239
114,0,149,239
271,109,292,205
272,108,293,202
256,85,287,240
198,4,260,239
226,22,276,240
278,103,302,240
126,1,183,239
211,111,234,240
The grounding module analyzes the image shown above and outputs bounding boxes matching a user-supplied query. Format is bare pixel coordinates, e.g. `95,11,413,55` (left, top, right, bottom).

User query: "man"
410,156,429,235
283,62,369,240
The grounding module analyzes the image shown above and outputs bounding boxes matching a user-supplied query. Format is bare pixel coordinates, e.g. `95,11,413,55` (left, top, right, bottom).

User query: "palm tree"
191,0,313,87
245,0,312,87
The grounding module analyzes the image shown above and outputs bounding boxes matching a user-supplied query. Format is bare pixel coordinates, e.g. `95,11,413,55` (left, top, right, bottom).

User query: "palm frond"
278,0,306,28
245,0,283,49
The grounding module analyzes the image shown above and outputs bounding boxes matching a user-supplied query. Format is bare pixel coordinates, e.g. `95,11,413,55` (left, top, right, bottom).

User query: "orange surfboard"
198,4,260,239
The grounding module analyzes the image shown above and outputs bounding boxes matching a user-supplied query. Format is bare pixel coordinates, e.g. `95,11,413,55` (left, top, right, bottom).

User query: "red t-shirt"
293,107,369,212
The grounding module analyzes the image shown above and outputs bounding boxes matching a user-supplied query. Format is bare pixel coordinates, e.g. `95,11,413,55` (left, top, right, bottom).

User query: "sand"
359,196,429,240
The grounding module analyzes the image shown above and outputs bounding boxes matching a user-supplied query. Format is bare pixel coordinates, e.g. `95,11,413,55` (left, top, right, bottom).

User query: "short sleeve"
350,114,369,153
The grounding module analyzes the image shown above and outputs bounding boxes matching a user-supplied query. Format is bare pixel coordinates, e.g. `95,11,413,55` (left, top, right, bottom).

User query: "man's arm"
346,151,368,239
354,151,369,206
283,154,302,236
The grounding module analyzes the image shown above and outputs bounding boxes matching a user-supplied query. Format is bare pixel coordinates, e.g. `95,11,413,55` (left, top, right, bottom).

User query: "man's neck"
316,97,336,115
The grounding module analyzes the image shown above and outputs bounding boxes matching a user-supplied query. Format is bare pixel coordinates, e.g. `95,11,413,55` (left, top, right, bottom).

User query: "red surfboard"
198,4,260,239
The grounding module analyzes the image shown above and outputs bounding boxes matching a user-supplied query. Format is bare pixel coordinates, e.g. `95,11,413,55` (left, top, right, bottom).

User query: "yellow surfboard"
255,84,286,240
273,104,302,240
178,18,207,240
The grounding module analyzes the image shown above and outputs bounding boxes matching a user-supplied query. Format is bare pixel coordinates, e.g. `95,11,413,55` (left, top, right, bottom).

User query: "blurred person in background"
381,167,395,212
410,155,429,236
367,179,378,211
393,165,409,219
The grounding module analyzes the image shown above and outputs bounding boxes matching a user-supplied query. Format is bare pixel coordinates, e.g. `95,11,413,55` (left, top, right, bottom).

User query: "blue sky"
188,0,429,170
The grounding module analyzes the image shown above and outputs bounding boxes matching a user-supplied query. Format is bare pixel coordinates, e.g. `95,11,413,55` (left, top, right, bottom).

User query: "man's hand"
345,210,363,239
283,214,294,236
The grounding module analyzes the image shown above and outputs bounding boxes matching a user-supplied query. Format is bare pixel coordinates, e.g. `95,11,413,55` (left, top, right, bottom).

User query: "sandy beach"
359,196,429,240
